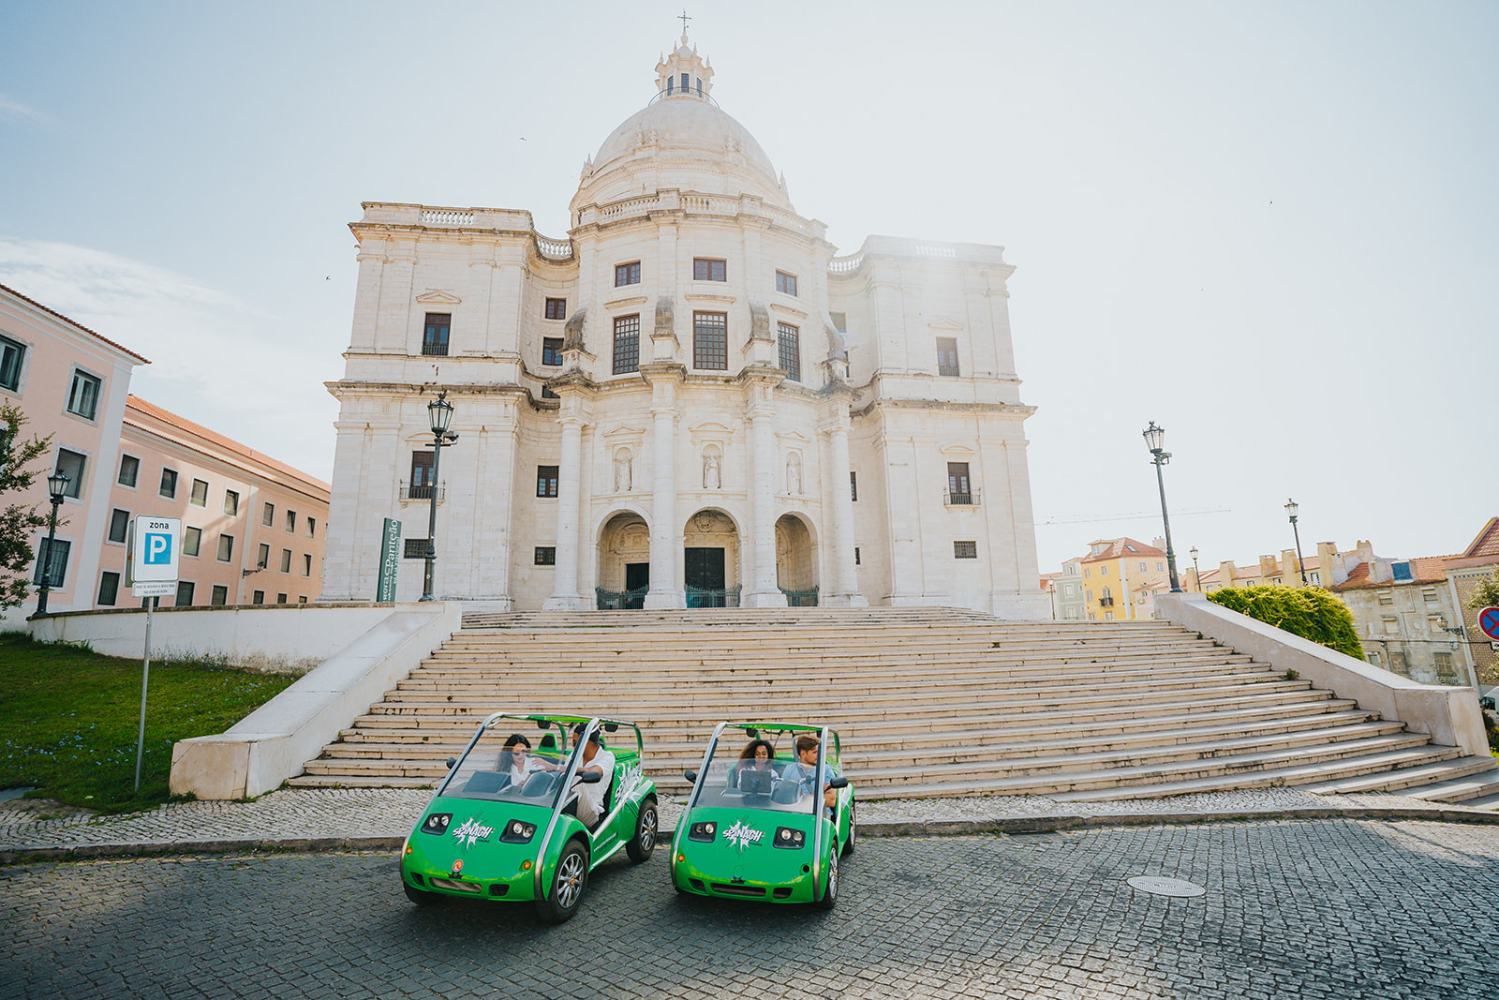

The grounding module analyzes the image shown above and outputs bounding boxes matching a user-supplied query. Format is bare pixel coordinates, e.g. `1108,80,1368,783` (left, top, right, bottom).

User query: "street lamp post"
1284,498,1309,585
420,391,458,602
1189,546,1202,592
1142,421,1181,593
35,471,69,615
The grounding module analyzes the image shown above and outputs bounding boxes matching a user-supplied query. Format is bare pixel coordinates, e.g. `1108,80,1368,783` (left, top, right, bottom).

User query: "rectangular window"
1381,616,1399,635
0,334,24,391
108,508,130,544
954,540,978,559
946,462,973,504
55,449,86,499
298,595,308,605
286,510,296,532
217,533,234,562
34,537,70,586
252,590,264,605
534,546,556,566
307,517,316,538
612,314,640,374
224,489,240,516
936,337,960,377
614,261,641,286
541,385,558,399
409,450,435,491
693,258,727,282
544,297,567,321
775,270,798,296
98,571,120,607
190,478,208,507
66,369,101,419
211,585,228,607
303,553,312,577
280,549,292,573
1391,561,1413,582
777,323,801,382
1434,651,1454,675
854,547,861,565
1422,587,1439,604
542,337,564,366
1377,591,1394,606
850,471,858,502
1139,562,1147,573
276,593,288,605
403,538,429,559
257,543,270,570
183,526,202,557
422,312,451,356
536,465,559,498
693,311,728,370
175,581,194,606
117,454,139,488
262,502,275,526
159,468,178,498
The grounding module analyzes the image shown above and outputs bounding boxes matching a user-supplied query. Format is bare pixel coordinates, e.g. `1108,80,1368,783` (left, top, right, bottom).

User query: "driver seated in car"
570,726,616,828
733,738,777,793
776,735,837,815
497,733,540,786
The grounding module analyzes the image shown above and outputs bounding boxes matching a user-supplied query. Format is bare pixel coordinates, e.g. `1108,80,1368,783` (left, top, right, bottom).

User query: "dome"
573,33,790,210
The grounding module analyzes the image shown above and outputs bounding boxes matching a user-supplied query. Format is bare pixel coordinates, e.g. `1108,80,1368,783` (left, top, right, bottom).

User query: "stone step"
1298,754,1499,796
436,633,1208,652
1462,792,1499,810
417,650,1254,673
1396,764,1499,804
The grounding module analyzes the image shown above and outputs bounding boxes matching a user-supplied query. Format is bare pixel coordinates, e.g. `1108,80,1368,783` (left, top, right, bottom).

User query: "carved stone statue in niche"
786,453,803,496
702,447,721,490
614,448,633,492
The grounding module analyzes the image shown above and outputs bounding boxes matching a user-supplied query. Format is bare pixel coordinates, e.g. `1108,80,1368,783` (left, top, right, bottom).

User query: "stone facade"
320,34,1046,618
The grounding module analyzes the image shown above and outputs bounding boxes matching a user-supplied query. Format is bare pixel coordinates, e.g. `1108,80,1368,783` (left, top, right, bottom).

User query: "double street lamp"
1284,498,1309,585
420,392,458,602
35,471,69,615
1142,421,1182,593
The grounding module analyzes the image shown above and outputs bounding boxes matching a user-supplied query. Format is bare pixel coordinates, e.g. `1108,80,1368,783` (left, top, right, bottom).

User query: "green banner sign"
377,517,401,602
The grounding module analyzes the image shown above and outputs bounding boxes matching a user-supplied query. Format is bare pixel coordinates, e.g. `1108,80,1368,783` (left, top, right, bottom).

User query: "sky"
1,0,1495,573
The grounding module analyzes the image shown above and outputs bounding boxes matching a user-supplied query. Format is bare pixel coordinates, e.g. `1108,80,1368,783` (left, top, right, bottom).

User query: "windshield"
443,724,578,808
690,730,838,815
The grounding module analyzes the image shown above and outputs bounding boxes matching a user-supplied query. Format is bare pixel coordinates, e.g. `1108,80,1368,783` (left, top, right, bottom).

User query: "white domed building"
320,34,1048,618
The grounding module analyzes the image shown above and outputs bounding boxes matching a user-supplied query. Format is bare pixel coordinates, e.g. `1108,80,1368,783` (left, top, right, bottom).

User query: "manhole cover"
1127,876,1205,898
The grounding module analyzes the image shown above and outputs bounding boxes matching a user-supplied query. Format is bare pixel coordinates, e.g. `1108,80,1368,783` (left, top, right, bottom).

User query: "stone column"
822,409,867,607
544,413,589,610
743,380,788,607
644,368,684,609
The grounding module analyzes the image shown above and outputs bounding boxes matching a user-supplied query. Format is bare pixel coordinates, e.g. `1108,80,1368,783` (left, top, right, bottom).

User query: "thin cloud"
0,95,47,123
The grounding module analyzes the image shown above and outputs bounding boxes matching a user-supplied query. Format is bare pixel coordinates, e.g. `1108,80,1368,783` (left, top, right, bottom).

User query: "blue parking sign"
143,532,173,565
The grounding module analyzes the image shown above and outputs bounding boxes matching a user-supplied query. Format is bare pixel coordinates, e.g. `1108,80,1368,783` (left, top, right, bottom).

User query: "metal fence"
686,585,741,608
781,586,820,607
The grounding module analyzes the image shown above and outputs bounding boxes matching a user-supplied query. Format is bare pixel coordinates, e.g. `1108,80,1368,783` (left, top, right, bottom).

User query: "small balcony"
944,488,981,507
399,481,445,504
1098,596,1115,607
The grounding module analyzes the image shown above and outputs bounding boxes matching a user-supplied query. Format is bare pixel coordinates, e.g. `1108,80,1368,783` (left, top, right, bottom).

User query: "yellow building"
1078,537,1170,621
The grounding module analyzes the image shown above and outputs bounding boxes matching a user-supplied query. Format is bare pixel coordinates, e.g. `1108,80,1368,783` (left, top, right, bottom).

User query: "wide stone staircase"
289,608,1499,807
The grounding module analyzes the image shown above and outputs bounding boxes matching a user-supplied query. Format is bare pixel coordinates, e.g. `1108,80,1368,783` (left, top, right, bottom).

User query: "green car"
401,712,659,924
670,722,854,908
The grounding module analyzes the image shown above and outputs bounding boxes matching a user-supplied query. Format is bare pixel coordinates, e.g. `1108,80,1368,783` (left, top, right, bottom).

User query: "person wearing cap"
569,725,616,828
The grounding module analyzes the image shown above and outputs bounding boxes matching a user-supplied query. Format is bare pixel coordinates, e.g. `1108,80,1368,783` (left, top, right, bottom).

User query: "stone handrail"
534,234,574,260
828,252,864,274
420,209,476,226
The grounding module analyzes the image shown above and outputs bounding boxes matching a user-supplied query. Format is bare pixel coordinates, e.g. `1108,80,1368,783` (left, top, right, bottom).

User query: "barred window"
775,270,798,296
534,546,556,566
693,311,728,370
777,323,801,382
850,471,858,502
403,538,429,559
612,314,640,374
544,297,566,320
936,337,960,377
422,313,451,356
614,261,641,286
954,540,978,559
693,258,727,281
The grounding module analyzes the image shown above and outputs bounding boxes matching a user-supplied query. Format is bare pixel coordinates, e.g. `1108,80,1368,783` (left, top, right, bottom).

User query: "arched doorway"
683,509,741,607
596,511,650,609
775,514,818,606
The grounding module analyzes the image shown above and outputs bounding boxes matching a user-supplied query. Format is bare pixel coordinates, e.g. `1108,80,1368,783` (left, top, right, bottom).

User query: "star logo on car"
450,817,494,849
722,820,764,852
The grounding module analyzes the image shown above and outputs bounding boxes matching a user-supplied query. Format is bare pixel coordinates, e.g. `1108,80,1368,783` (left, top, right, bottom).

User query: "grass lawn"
0,632,294,813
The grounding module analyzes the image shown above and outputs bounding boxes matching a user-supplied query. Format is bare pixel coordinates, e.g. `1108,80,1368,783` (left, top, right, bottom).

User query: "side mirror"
445,757,457,770
603,722,619,733
577,770,603,784
828,775,849,789
683,769,697,783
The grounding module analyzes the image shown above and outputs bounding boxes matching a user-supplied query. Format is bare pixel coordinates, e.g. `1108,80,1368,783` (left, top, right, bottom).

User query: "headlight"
500,819,537,843
689,821,717,842
774,827,806,849
421,812,452,835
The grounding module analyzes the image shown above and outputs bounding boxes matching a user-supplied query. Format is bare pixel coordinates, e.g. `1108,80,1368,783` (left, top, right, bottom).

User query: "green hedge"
1206,585,1365,660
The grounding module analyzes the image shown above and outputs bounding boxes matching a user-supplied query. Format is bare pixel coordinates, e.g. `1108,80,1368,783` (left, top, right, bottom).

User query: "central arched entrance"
683,509,740,607
596,511,650,609
775,513,818,606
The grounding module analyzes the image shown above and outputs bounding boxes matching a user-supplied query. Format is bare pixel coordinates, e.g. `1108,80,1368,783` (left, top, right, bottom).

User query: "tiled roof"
1080,537,1166,564
1331,556,1451,592
125,395,330,496
1449,517,1499,568
0,282,151,364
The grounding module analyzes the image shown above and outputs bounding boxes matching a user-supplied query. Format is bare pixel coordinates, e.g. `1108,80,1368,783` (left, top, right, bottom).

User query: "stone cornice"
850,397,1037,420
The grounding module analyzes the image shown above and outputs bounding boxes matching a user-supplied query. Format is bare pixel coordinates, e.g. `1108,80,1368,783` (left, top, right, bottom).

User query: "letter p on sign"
144,533,172,564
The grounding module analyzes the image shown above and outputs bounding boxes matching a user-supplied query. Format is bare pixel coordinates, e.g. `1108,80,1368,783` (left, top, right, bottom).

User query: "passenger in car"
776,735,837,814
734,738,777,793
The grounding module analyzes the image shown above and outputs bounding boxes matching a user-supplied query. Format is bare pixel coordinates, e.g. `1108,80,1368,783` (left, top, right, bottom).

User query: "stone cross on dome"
655,22,713,99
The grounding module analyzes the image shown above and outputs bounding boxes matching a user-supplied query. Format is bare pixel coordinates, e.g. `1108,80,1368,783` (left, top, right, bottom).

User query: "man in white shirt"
571,727,615,828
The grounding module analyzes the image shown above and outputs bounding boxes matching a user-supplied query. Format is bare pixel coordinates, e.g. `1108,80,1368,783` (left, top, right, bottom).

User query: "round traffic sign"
1480,606,1499,642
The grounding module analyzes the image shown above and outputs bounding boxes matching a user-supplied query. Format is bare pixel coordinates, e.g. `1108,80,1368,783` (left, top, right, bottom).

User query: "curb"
3,805,1497,865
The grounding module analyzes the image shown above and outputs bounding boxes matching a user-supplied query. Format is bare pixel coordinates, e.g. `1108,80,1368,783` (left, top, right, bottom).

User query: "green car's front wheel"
536,840,589,924
626,797,658,863
843,803,856,856
816,848,839,910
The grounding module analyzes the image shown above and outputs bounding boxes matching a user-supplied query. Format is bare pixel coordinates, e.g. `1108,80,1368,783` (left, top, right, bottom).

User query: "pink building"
1,283,328,624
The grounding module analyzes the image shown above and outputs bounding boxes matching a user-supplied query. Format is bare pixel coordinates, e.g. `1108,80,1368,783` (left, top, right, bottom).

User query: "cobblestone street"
5,819,1498,999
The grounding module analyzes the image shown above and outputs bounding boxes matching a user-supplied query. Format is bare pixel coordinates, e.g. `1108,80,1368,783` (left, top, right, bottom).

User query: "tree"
0,402,53,610
1466,568,1499,611
1207,584,1365,660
